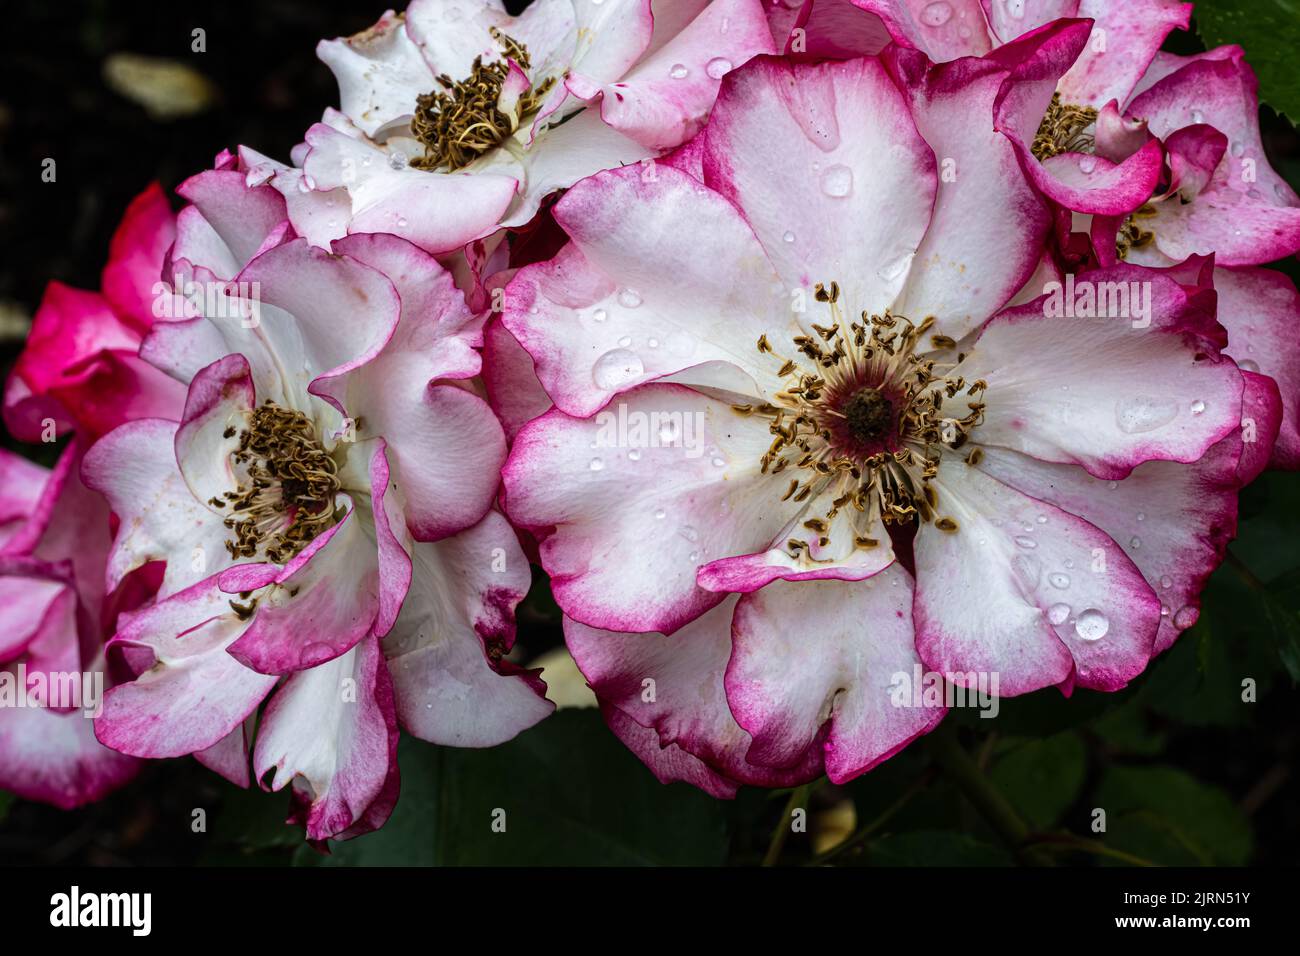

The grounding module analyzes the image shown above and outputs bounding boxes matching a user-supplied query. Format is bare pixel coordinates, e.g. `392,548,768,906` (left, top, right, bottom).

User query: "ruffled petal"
727,567,944,782
383,510,554,746
914,461,1160,694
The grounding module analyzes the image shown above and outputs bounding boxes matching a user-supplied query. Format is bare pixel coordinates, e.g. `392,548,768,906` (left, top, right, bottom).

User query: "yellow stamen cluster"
1032,92,1099,161
215,401,343,565
411,27,555,171
1116,202,1158,259
735,282,986,555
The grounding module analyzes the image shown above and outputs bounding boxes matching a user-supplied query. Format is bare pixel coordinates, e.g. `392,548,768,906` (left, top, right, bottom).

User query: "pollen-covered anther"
743,281,986,556
1032,92,1099,162
1116,203,1158,260
222,401,343,564
411,27,556,172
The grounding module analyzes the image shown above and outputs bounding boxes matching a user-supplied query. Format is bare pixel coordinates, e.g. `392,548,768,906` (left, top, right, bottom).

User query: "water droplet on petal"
1036,514,1048,524
1173,605,1199,629
1048,603,1071,626
680,525,700,543
1239,359,1260,373
388,152,408,171
1005,0,1027,19
920,1,953,26
705,57,732,80
669,63,689,79
1115,395,1179,433
1191,109,1205,124
1074,608,1110,641
1231,140,1245,157
1190,399,1206,415
653,508,666,520
1129,535,1141,549
592,348,644,389
1014,535,1037,550
628,449,641,461
782,230,796,243
589,457,604,471
618,288,643,308
1078,155,1097,174
617,336,632,348
712,456,726,468
1049,572,1071,589
591,308,608,323
819,164,854,198
1160,575,1173,589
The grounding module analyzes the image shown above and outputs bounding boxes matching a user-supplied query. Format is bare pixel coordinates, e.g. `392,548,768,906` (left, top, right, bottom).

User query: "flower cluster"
3,0,1297,832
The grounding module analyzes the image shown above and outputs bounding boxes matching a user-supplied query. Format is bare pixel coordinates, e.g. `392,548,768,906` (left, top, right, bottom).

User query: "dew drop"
819,164,854,198
877,254,912,282
1231,140,1245,157
396,216,408,228
1159,575,1173,589
653,508,666,520
618,287,643,308
1173,605,1199,629
1074,608,1110,641
782,230,796,243
1190,399,1206,415
617,336,632,348
705,57,732,80
591,308,608,323
1005,0,1027,19
592,348,644,389
1239,359,1260,372
1078,155,1097,174
647,337,659,348
1049,572,1071,590
1129,535,1141,549
1115,395,1179,433
628,449,641,461
1014,535,1038,550
712,456,726,468
1036,514,1048,524
589,457,604,471
1160,604,1170,617
388,152,408,171
669,63,689,79
680,525,700,543
1047,603,1071,626
1191,109,1205,124
920,1,953,26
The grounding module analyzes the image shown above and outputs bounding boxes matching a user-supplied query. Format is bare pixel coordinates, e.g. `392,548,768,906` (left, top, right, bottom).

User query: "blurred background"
1,0,1298,866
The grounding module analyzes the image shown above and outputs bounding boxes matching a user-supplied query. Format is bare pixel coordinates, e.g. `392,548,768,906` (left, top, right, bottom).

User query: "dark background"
0,1,1297,867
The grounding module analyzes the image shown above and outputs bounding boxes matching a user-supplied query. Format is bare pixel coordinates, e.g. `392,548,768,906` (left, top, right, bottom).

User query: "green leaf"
989,732,1086,831
299,710,730,866
1096,766,1252,866
0,790,13,822
863,830,1012,867
1090,697,1166,757
207,779,305,855
1195,0,1300,124
1140,566,1279,726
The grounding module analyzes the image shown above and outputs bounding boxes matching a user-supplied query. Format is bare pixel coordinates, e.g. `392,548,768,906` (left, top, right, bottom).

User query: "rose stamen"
411,27,556,171
741,281,985,556
222,401,342,564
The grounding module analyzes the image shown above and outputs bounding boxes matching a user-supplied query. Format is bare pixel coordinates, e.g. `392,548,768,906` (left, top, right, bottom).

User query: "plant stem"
924,724,1054,866
761,783,812,867
806,769,937,866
